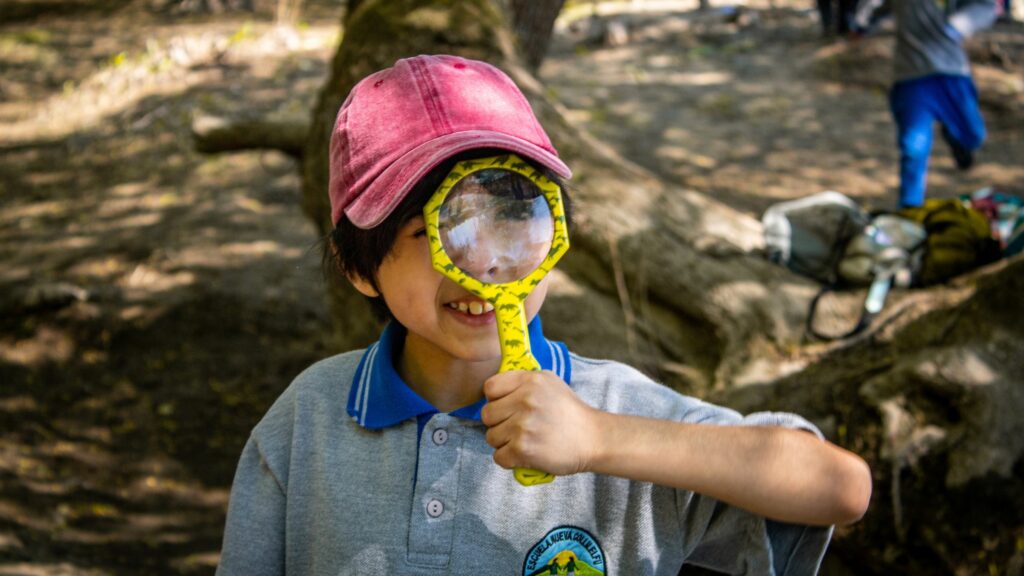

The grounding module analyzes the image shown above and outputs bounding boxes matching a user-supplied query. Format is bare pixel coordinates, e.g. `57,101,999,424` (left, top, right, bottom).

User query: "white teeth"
483,302,494,313
457,302,469,313
469,302,483,315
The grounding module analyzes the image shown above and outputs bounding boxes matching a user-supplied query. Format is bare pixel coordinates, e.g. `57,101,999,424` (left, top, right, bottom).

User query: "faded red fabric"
328,54,571,228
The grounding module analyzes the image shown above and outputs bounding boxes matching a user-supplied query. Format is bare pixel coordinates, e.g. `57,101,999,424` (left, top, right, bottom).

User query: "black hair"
323,148,574,321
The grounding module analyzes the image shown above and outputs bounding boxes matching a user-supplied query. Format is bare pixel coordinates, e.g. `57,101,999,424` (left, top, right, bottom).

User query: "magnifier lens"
438,169,554,284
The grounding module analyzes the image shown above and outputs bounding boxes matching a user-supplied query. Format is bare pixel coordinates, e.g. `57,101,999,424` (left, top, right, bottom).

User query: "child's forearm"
482,370,871,526
586,411,872,526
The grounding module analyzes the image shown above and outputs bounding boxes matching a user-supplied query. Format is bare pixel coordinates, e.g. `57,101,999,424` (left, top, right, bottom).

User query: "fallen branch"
191,114,309,158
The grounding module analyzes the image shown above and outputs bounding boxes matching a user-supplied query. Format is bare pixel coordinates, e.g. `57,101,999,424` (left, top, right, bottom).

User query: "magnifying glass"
423,154,570,487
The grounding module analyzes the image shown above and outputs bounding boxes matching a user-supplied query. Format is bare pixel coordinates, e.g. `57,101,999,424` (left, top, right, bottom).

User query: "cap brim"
345,130,572,229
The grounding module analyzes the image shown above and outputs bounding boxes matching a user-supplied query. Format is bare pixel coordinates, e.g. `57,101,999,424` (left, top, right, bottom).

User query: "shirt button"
426,499,444,518
432,428,448,446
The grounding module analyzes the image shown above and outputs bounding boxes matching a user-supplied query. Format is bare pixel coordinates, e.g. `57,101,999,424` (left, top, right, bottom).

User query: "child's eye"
413,227,427,238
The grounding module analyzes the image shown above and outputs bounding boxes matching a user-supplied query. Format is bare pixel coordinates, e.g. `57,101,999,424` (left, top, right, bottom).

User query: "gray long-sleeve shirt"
216,341,835,575
855,0,997,81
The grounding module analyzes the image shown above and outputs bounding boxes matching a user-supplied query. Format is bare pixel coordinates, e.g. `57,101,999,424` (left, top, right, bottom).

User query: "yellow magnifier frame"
423,154,570,486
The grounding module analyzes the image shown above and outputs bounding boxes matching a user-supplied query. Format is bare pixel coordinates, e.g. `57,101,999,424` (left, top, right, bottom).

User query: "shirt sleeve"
853,0,887,30
676,408,834,575
216,435,286,576
948,0,997,39
680,501,833,575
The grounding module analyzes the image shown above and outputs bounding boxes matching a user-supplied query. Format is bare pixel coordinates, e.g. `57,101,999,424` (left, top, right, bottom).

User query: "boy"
216,54,871,575
852,0,997,208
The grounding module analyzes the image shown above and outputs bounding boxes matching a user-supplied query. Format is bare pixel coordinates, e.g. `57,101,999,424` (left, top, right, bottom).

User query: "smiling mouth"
445,301,495,316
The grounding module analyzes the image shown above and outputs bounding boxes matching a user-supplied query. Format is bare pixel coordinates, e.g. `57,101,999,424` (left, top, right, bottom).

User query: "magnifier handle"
501,355,555,487
494,297,555,487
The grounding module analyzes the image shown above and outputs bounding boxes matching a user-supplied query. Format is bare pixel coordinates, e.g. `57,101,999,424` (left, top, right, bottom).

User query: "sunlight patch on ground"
0,326,75,365
0,199,70,223
655,143,718,168
172,551,221,573
731,356,810,388
559,0,795,23
707,280,770,310
174,240,302,269
1,22,339,144
64,255,129,282
0,395,38,413
122,264,196,293
657,70,734,86
109,211,163,230
109,179,156,197
0,563,108,576
39,440,117,469
128,473,229,508
918,347,998,388
743,95,793,118
972,161,1024,183
693,208,764,251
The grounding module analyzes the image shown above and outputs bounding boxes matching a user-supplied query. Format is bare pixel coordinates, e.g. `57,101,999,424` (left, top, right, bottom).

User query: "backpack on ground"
960,187,1024,258
807,214,927,341
898,199,1002,286
762,191,870,284
837,215,927,287
768,194,1005,342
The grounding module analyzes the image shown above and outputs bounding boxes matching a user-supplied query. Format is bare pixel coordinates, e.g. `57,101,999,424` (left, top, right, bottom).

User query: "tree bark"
286,1,1024,574
507,0,566,71
713,256,1024,575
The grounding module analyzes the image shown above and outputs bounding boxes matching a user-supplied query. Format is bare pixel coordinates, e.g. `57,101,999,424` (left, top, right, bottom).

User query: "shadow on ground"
0,1,341,573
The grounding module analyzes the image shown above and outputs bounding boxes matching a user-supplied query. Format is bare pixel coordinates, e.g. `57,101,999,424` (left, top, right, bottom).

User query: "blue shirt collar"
347,316,572,430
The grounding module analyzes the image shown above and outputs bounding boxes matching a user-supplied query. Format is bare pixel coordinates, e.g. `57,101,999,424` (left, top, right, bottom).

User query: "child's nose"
467,254,507,283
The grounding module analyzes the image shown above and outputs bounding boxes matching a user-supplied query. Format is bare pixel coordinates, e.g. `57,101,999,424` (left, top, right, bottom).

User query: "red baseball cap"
328,54,572,228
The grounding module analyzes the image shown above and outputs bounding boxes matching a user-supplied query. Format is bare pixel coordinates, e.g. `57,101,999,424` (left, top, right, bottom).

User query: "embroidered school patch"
522,526,606,575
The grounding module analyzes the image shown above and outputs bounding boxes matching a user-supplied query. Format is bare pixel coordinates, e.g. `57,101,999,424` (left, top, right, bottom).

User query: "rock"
2,282,90,315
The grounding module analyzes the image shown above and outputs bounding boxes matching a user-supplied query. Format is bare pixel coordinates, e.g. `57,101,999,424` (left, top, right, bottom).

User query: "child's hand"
481,370,600,476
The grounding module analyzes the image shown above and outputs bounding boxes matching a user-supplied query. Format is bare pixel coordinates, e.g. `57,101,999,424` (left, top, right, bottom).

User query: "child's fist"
480,370,600,477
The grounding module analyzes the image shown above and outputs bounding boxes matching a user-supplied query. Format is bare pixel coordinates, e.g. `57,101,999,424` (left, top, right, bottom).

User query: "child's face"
350,215,549,366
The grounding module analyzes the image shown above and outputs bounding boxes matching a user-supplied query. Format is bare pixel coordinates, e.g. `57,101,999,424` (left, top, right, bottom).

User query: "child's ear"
348,273,380,298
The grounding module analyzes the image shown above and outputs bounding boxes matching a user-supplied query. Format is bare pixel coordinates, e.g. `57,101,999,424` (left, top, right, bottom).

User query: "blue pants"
889,74,986,208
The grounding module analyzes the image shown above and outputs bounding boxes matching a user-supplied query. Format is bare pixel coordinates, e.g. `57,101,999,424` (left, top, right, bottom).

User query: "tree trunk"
507,0,566,71
290,1,1024,574
276,0,305,25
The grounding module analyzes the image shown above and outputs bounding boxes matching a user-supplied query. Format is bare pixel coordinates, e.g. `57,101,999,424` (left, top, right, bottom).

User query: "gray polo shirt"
217,321,832,575
854,0,997,81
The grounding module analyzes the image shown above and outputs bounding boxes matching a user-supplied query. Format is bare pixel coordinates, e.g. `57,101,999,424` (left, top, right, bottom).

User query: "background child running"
216,54,871,575
852,0,998,208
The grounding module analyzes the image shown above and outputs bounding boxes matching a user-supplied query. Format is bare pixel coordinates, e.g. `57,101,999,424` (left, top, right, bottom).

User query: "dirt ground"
0,1,1021,574
543,2,1024,214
